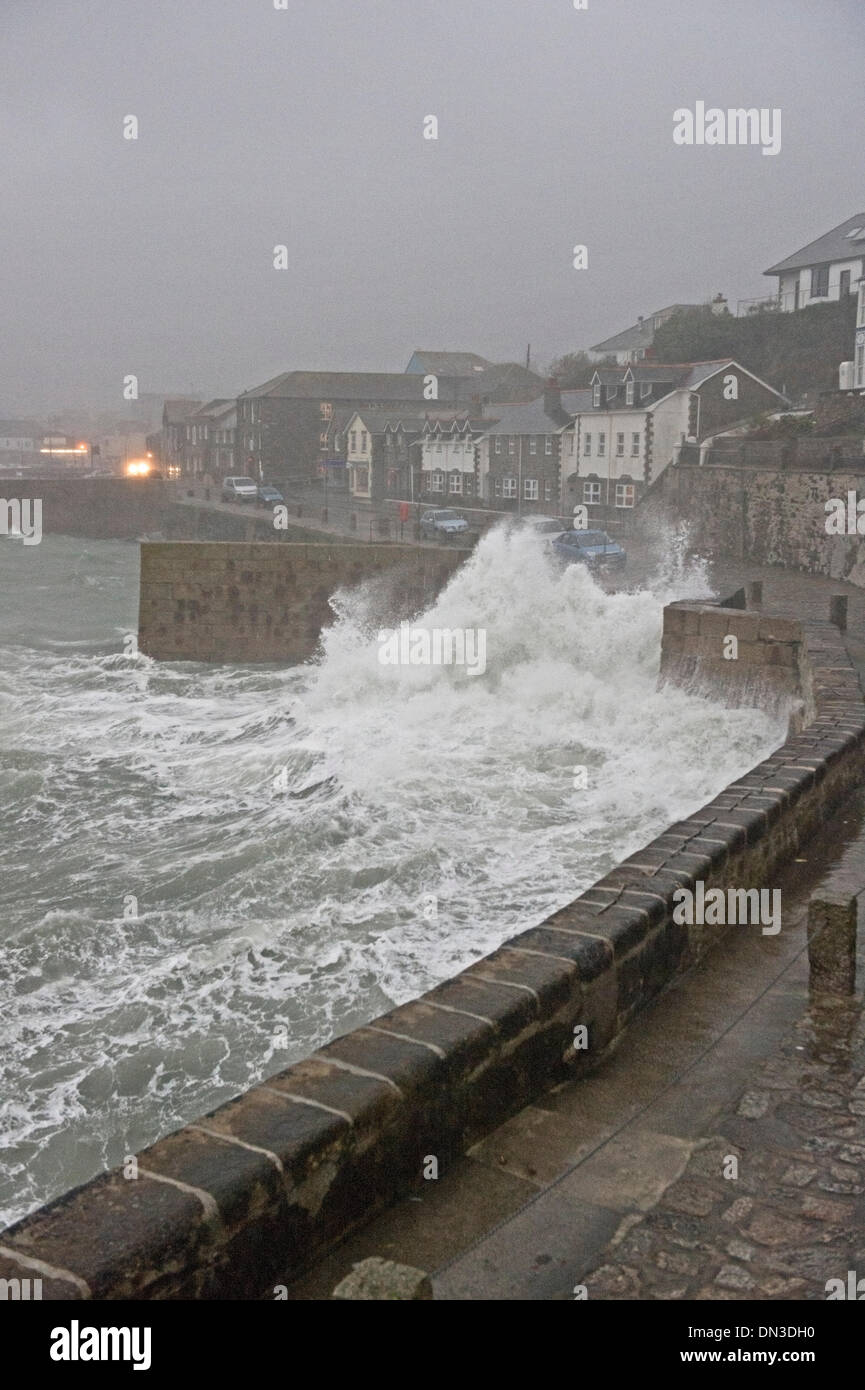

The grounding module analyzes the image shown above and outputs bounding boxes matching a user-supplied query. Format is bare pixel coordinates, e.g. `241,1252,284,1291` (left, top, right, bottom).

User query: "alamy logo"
825,1271,865,1300
672,882,781,935
1,498,42,545
50,1321,152,1371
673,102,781,156
0,1277,42,1300
825,493,865,535
377,623,487,676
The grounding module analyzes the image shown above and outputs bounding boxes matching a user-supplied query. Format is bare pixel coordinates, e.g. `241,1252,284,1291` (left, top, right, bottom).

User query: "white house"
417,415,483,502
562,360,788,518
764,214,865,313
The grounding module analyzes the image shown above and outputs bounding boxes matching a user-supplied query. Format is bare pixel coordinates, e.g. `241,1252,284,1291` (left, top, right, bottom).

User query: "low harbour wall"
3,603,864,1299
138,542,467,663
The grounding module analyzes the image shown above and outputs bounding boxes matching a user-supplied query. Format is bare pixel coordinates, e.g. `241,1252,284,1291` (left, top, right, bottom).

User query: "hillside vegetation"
651,297,857,400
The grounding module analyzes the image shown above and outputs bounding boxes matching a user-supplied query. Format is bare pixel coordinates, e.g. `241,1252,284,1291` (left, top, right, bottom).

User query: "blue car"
550,528,626,570
257,484,285,506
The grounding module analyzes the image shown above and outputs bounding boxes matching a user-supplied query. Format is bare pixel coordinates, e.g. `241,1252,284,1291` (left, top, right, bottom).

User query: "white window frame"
502,476,517,499
529,437,537,455
592,384,602,407
615,483,635,508
598,433,606,457
616,433,625,457
583,480,601,504
584,433,592,456
631,432,640,457
545,436,552,455
524,478,538,501
449,472,462,494
626,381,635,405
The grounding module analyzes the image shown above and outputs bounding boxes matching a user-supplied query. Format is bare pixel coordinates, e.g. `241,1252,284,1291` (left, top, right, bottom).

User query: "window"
319,431,329,448
495,438,502,454
545,436,552,455
449,473,462,494
584,433,592,456
464,476,474,496
615,483,635,507
840,270,852,297
350,431,357,452
436,442,442,453
360,431,368,450
431,472,444,493
335,434,342,452
598,433,606,457
502,476,517,498
524,478,539,501
592,384,602,407
508,438,515,455
626,381,635,405
811,265,830,298
616,433,625,456
529,437,537,454
544,481,552,502
631,432,640,457
583,481,601,504
319,402,332,419
640,383,652,400
494,477,502,497
569,434,575,455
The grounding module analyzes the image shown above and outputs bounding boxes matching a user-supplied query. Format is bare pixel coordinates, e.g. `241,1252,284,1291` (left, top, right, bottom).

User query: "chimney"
544,377,562,416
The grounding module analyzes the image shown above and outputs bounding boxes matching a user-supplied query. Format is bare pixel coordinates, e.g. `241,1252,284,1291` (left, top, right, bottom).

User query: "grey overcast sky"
3,0,864,413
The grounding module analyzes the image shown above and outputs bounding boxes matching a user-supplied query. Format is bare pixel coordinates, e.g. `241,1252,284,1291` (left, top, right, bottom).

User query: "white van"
221,476,258,503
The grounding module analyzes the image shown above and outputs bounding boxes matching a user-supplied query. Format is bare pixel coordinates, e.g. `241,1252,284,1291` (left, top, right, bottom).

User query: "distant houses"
589,304,704,365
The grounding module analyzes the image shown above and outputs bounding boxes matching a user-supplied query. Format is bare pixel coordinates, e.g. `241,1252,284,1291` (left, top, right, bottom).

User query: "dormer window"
640,383,652,400
626,382,635,405
592,384,602,408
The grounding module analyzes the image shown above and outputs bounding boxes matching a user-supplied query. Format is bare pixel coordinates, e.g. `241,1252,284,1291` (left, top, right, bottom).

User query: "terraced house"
478,382,571,515
417,414,486,504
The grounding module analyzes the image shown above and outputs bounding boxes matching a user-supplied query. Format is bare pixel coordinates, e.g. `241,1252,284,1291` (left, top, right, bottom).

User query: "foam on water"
0,529,783,1227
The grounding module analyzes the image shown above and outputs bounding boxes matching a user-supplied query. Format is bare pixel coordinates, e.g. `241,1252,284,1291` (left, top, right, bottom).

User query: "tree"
547,351,615,387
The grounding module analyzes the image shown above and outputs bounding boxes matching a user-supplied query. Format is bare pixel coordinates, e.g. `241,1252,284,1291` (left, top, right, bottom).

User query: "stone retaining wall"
3,610,864,1299
647,463,865,583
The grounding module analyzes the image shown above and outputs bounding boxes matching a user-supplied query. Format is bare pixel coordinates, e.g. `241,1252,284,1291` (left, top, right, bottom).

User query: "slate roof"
590,305,701,354
764,214,865,275
346,410,427,436
407,351,492,375
162,398,202,423
479,398,570,436
240,372,443,401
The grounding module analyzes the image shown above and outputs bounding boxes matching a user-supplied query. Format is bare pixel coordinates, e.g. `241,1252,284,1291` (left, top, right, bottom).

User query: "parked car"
257,484,285,506
221,476,259,503
419,508,469,539
550,528,627,569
